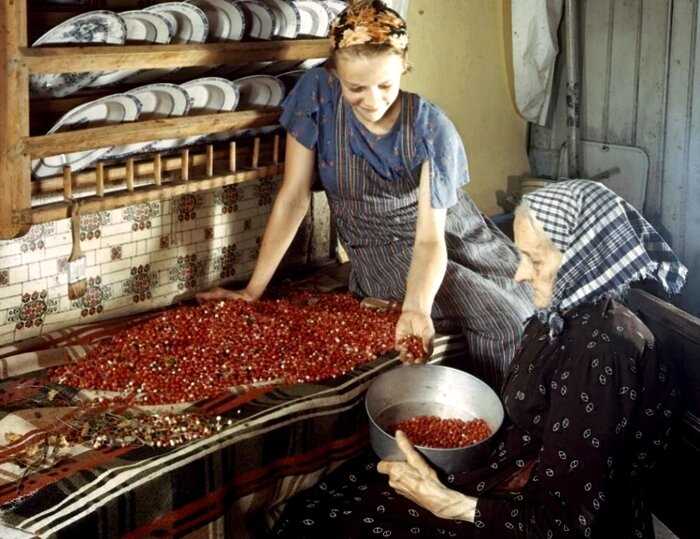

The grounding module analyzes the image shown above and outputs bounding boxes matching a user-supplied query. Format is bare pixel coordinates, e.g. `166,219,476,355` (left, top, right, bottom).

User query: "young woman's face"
513,212,563,309
334,52,405,124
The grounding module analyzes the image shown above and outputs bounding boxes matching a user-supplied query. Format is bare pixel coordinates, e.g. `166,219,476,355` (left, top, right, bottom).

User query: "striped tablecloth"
0,304,466,538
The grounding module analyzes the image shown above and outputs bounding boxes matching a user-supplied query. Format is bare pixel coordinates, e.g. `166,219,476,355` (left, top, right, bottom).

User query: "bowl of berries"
365,364,503,474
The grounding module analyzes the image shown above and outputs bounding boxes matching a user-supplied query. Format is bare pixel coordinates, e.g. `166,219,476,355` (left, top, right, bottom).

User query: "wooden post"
154,153,162,186
96,162,104,197
206,144,214,176
272,134,279,164
252,137,260,168
63,166,72,200
0,0,31,238
126,157,135,191
181,148,189,180
229,141,237,172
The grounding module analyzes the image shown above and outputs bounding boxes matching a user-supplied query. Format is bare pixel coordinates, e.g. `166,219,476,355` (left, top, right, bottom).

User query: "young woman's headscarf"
522,179,687,333
330,0,408,51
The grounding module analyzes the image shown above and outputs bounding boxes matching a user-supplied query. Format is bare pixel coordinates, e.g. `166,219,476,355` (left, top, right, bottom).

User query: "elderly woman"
271,180,687,538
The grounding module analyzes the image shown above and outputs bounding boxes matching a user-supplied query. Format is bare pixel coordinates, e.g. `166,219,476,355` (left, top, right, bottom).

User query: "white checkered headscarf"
523,180,687,314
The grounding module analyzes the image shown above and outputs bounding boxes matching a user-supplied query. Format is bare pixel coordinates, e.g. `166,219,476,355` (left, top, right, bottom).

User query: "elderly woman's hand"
377,431,477,522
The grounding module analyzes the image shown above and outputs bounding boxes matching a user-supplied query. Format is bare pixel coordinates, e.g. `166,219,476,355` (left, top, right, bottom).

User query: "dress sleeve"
279,68,334,149
417,103,470,209
468,338,676,538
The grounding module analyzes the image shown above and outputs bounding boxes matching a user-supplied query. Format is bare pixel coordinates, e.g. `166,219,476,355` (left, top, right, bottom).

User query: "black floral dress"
271,299,678,538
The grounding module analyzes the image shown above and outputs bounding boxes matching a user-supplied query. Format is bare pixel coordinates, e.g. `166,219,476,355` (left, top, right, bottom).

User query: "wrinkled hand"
196,287,258,303
395,310,434,364
377,431,476,522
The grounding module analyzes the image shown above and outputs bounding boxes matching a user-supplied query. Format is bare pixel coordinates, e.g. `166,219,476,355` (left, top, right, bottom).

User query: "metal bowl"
365,364,504,474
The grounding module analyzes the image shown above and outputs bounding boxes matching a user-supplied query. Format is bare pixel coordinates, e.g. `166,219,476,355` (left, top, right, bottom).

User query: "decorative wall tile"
72,277,112,317
175,194,203,222
123,202,160,231
213,245,239,280
168,254,208,290
7,290,59,330
255,177,279,206
215,185,240,214
80,212,110,241
123,264,159,303
20,223,55,252
0,176,330,346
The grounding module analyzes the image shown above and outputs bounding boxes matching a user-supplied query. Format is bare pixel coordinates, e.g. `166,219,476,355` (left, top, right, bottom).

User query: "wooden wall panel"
528,0,700,317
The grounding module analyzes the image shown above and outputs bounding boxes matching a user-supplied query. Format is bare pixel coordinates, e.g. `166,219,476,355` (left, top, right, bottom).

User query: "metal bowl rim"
365,364,504,452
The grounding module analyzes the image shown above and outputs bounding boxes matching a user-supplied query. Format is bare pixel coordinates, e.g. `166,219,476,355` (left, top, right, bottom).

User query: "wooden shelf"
25,163,284,224
24,108,281,157
21,39,331,73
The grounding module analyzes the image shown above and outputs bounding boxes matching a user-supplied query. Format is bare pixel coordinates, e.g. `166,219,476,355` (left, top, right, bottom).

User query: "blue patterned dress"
280,68,533,388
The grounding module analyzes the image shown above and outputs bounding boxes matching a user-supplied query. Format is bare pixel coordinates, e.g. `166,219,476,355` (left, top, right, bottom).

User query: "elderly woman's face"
513,213,563,309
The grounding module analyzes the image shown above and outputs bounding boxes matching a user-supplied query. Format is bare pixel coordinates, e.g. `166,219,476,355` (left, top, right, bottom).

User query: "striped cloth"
522,179,687,320
0,292,466,538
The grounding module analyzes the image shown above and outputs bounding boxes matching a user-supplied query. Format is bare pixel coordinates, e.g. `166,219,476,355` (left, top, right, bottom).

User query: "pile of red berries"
49,292,400,405
398,335,427,361
390,415,492,448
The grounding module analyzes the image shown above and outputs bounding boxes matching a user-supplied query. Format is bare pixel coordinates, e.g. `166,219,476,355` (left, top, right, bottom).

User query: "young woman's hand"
395,309,434,364
195,287,259,303
377,431,477,521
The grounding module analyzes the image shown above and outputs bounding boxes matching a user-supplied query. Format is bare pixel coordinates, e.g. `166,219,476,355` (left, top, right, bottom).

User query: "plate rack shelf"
0,0,332,239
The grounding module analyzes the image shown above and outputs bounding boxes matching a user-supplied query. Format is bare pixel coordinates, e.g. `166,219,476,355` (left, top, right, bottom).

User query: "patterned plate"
124,2,210,85
294,0,330,37
188,0,247,41
106,83,191,158
322,0,347,18
239,0,276,39
264,0,301,38
180,77,240,146
32,94,142,178
225,74,285,138
30,11,127,98
88,11,172,88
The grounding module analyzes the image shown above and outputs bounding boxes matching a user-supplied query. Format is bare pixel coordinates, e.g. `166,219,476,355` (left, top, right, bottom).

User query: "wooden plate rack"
0,0,332,239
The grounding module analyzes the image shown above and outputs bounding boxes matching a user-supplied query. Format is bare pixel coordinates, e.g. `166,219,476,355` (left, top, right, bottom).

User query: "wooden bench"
628,289,700,539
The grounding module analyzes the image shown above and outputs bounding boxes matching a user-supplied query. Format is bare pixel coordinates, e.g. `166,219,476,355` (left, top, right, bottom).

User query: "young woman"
199,0,533,388
272,180,687,538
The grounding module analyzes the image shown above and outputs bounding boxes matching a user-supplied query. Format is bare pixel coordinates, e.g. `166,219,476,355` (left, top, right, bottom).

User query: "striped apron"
328,92,533,388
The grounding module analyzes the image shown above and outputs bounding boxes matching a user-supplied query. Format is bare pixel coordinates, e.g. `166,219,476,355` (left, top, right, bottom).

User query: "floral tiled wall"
0,176,333,347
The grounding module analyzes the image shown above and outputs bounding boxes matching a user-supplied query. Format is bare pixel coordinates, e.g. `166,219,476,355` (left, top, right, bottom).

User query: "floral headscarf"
330,0,408,51
522,180,687,334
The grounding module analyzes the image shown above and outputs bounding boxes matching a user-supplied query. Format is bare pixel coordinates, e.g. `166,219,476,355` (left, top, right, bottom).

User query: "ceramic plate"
188,0,247,40
235,74,286,107
144,2,209,43
89,11,172,88
295,0,330,37
225,74,285,138
239,0,276,39
295,57,327,70
322,0,347,18
180,77,240,145
106,83,191,158
30,11,127,97
123,3,209,84
264,0,300,38
32,94,141,178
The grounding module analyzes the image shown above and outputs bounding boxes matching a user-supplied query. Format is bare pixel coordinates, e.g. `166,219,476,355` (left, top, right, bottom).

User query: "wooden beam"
0,0,32,239
28,164,284,224
24,109,281,157
21,39,331,73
